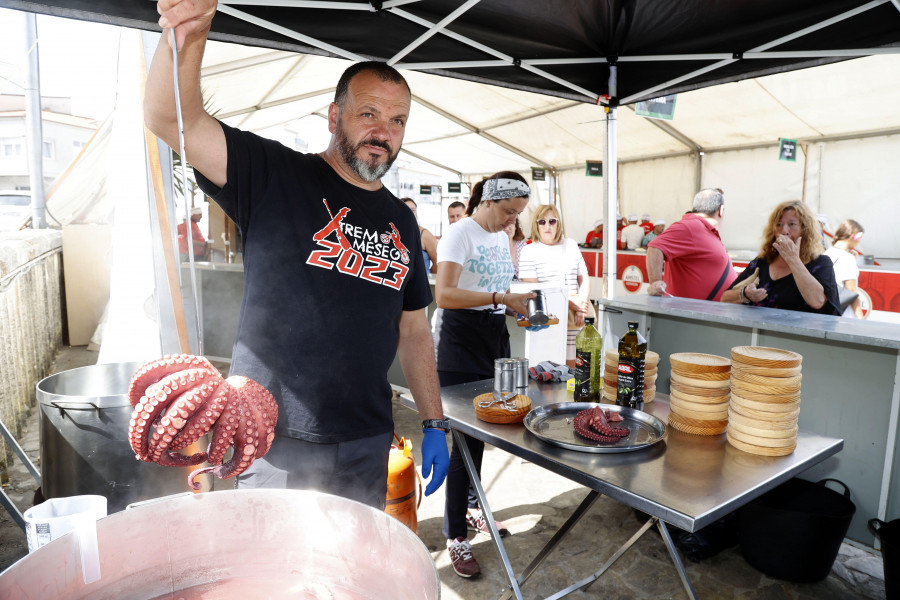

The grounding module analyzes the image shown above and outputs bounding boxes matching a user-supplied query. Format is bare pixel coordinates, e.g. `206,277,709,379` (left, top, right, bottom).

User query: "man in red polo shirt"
646,188,736,301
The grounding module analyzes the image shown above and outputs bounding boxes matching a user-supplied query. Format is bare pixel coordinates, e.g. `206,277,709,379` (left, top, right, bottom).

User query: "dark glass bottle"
616,321,647,410
574,317,602,402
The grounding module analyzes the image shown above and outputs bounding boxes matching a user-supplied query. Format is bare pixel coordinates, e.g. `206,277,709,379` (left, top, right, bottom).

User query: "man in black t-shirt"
146,0,449,508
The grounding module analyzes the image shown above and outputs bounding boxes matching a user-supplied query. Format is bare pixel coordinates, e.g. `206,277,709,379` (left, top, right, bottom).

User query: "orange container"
385,434,421,533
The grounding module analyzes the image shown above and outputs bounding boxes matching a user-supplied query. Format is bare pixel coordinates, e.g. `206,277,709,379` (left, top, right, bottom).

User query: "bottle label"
616,358,644,408
574,350,591,400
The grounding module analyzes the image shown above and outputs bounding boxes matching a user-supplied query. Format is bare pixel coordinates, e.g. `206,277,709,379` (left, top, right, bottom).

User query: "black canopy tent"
2,0,899,104
4,0,900,295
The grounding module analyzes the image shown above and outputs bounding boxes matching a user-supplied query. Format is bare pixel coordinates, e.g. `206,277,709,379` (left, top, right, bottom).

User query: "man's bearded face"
335,112,399,182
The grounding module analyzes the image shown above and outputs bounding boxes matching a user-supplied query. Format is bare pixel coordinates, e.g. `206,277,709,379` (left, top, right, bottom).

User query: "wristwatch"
422,419,450,433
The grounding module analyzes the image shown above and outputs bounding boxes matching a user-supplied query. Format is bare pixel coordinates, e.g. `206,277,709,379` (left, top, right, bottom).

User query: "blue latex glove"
421,428,449,496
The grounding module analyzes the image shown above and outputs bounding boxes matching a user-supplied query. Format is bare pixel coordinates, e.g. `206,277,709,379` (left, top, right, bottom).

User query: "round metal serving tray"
523,402,667,453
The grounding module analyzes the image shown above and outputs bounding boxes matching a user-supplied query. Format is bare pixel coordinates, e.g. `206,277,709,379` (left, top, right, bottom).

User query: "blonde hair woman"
721,200,840,314
518,204,591,367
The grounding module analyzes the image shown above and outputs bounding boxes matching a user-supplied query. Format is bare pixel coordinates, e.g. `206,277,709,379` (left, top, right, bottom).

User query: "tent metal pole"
603,66,618,301
23,12,47,229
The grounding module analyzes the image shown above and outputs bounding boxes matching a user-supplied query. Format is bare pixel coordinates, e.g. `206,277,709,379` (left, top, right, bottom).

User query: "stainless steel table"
401,379,844,600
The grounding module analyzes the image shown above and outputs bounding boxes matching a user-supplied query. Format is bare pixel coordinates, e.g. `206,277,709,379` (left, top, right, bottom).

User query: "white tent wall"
700,145,820,256
618,156,698,235
819,134,900,260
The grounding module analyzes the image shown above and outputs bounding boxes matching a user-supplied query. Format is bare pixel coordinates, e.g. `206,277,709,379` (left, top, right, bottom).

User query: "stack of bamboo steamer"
727,346,803,456
601,349,659,404
667,353,732,435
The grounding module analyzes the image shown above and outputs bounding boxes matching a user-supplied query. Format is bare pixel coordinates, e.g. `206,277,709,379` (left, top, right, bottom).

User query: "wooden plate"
669,394,730,414
669,352,732,374
727,426,797,448
730,403,800,423
669,385,730,405
729,380,801,401
727,433,796,456
669,397,729,420
516,316,560,327
669,414,728,436
473,393,532,424
730,393,801,414
727,408,798,431
605,350,659,366
728,419,798,440
730,363,802,378
669,381,732,398
730,371,802,387
601,385,655,403
670,368,731,381
731,346,802,368
670,372,731,390
667,411,728,429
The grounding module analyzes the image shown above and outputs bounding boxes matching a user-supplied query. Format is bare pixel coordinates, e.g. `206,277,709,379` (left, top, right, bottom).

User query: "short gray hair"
692,188,724,216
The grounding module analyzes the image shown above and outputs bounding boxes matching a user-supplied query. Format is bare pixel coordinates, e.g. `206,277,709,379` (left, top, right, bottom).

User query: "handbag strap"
706,262,733,301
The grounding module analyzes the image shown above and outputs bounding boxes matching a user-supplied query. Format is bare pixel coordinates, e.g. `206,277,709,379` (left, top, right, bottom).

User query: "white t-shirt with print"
437,217,514,310
518,238,587,296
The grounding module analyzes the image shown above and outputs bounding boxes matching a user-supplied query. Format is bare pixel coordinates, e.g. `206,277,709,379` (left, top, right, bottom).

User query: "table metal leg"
0,415,40,531
545,514,656,600
498,490,601,600
454,430,524,600
657,519,698,600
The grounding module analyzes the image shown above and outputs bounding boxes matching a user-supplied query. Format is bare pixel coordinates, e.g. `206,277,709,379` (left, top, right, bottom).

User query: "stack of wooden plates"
473,393,532,424
601,350,659,405
667,352,731,435
727,346,803,456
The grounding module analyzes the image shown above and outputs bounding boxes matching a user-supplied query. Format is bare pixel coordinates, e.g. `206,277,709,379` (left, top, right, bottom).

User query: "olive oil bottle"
574,317,602,402
616,321,647,410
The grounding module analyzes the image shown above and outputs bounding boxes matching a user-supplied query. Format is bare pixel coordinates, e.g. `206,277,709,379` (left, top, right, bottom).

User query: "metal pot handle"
50,401,100,411
127,492,195,511
50,401,101,420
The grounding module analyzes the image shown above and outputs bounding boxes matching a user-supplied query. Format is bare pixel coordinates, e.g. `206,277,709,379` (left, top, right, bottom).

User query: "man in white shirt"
621,214,645,250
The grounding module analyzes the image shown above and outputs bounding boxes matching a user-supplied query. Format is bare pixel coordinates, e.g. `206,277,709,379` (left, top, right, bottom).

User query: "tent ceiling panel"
3,0,899,105
403,132,535,176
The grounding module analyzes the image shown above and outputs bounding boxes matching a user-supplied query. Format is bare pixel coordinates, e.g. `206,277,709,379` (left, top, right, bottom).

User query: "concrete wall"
0,229,63,482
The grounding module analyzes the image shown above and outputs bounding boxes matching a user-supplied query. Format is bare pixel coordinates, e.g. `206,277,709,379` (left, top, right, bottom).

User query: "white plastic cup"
23,495,107,583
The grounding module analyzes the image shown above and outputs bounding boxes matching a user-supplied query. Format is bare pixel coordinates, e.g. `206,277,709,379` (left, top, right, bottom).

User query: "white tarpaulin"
194,41,900,258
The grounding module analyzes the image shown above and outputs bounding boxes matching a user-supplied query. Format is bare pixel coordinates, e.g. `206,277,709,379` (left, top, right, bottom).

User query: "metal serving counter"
598,294,900,546
401,380,843,599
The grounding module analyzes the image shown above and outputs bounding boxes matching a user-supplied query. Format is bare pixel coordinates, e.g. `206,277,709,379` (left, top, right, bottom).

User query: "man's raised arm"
144,0,227,187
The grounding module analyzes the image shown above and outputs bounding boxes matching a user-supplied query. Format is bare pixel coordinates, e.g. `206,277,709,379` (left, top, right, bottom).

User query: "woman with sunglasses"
518,204,591,368
721,200,840,315
824,219,866,318
434,171,534,578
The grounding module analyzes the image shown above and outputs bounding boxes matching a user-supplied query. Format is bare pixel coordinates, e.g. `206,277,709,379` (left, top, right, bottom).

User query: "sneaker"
447,537,481,578
466,508,510,537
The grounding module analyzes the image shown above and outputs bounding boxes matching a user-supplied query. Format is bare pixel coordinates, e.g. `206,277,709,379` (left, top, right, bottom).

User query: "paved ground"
0,346,885,599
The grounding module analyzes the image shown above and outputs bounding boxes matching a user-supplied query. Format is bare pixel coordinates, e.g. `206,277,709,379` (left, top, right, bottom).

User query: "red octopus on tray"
127,354,278,490
573,407,630,443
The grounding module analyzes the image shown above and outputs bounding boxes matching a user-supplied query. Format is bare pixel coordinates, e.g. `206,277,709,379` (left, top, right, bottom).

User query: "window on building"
1,138,24,158
73,140,86,151
42,141,55,160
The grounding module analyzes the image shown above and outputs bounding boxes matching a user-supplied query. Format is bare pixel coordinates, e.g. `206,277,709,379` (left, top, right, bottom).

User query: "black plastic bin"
869,518,900,600
738,478,855,583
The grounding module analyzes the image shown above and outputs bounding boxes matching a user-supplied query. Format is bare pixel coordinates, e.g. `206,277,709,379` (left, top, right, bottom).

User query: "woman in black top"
721,200,840,315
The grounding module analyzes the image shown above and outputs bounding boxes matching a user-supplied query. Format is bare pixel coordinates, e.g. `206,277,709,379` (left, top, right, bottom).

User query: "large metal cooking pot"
35,362,212,513
0,489,439,600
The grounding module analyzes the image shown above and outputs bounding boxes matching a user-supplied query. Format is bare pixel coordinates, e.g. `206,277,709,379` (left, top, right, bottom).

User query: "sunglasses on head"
852,232,864,241
537,218,558,226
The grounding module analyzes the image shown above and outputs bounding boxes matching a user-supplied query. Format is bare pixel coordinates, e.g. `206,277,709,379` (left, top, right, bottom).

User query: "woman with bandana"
433,171,534,578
